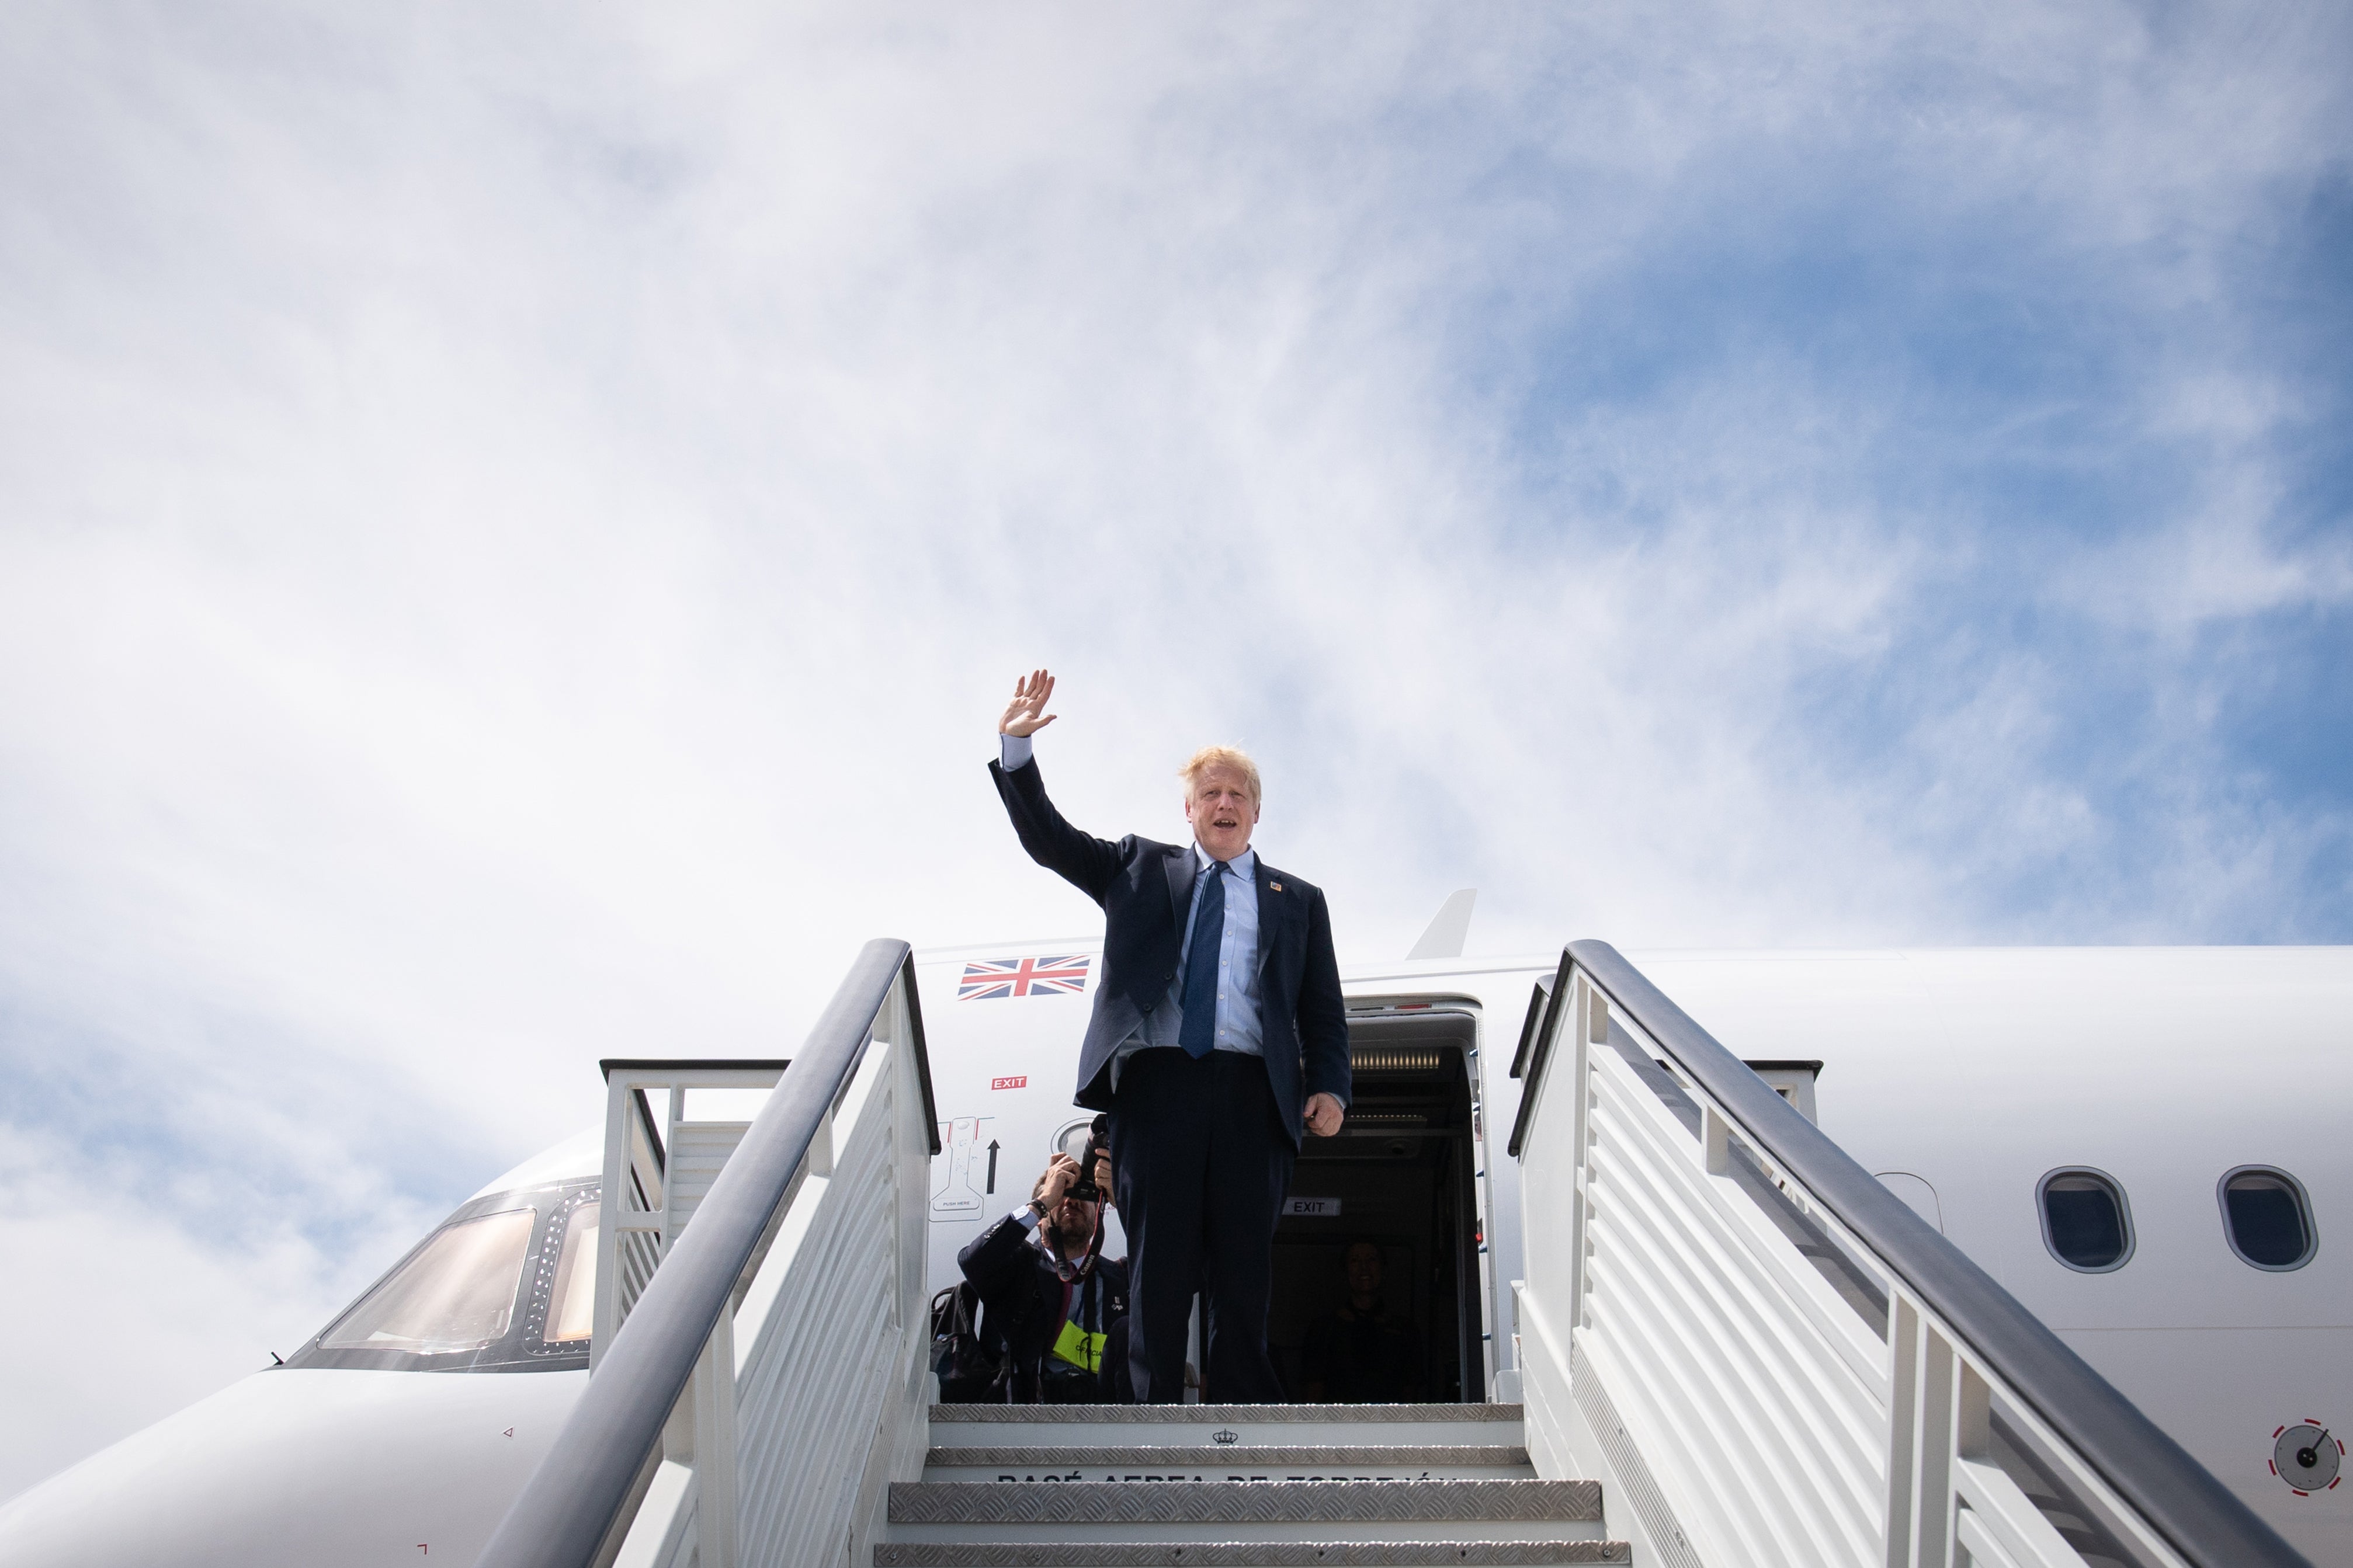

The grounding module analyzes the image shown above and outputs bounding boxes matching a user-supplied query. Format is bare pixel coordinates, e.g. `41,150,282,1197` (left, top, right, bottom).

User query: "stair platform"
927,1404,1523,1449
875,1546,1630,1565
923,1448,1532,1482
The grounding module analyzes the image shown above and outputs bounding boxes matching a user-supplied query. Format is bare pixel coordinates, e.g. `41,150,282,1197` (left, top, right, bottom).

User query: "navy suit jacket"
988,756,1351,1148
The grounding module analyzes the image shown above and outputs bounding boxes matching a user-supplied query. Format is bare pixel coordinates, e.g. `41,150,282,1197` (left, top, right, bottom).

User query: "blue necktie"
1177,859,1228,1059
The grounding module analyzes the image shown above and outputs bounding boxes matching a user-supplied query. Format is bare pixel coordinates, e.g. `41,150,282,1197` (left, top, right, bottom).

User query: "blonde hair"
1179,745,1262,805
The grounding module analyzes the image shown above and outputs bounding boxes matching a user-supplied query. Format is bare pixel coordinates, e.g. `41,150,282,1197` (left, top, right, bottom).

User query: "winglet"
1406,889,1477,961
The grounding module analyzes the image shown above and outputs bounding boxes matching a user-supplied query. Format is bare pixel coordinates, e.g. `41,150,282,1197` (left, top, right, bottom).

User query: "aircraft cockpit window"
321,1208,537,1353
2219,1167,2316,1271
545,1202,601,1343
2037,1169,2133,1273
286,1178,599,1373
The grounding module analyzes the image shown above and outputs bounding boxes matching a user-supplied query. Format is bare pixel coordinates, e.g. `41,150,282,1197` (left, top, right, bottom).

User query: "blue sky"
0,0,2347,1497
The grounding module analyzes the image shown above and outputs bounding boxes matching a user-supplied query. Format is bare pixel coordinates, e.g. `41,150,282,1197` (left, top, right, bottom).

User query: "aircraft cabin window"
2219,1167,2316,1271
2037,1169,2133,1273
544,1202,601,1343
320,1208,537,1353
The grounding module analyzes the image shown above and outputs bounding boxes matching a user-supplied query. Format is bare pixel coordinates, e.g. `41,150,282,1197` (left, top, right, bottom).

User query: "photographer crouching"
953,1128,1131,1403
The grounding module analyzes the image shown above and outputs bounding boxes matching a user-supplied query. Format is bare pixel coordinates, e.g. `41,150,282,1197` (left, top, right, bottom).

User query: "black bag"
929,1283,1003,1403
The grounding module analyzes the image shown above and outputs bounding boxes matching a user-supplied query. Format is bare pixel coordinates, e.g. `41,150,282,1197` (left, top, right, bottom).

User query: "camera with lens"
1058,1114,1110,1204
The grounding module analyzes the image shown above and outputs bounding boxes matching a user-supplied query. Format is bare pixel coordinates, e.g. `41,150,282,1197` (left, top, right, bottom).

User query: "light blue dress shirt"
998,734,1263,1083
1171,842,1262,1056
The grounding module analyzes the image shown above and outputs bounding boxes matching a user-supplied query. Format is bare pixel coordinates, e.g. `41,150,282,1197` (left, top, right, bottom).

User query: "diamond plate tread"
873,1542,1629,1565
931,1406,1520,1425
889,1482,1601,1526
928,1448,1532,1469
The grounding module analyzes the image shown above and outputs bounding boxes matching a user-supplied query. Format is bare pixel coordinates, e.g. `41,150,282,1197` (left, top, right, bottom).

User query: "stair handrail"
474,937,939,1568
1511,939,2303,1568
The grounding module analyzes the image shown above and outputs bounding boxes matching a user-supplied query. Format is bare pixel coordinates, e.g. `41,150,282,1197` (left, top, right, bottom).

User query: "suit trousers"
1109,1048,1297,1404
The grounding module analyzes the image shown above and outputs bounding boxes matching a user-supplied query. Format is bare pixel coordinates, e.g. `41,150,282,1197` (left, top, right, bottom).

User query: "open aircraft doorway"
1270,1003,1486,1403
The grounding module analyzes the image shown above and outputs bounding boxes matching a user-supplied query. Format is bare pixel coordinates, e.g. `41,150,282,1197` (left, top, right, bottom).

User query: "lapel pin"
1270,881,1283,892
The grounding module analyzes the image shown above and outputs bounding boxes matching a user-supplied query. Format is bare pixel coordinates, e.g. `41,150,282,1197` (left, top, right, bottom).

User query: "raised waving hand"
999,669,1059,737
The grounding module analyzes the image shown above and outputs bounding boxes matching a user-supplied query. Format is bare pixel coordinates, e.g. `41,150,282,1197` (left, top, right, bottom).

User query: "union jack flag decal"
958,954,1092,1001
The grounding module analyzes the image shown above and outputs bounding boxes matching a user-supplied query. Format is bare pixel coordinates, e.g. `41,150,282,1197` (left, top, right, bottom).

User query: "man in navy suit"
990,669,1351,1404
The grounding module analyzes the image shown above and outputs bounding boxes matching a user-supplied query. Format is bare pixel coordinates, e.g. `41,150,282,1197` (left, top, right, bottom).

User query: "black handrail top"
599,1057,794,1076
1516,938,2307,1568
477,938,931,1568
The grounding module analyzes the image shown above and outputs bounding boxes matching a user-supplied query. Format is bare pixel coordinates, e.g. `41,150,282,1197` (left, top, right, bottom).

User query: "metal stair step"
874,1542,1631,1566
924,1448,1533,1483
884,1480,1604,1545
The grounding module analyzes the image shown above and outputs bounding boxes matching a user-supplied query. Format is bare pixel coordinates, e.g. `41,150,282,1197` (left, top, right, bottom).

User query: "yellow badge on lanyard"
1052,1319,1108,1373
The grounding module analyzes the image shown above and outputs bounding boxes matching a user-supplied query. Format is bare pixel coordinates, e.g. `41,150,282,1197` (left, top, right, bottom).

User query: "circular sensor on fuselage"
2272,1423,2342,1494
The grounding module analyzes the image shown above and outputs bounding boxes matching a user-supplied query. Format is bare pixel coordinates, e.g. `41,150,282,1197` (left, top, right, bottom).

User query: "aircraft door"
1271,1007,1487,1403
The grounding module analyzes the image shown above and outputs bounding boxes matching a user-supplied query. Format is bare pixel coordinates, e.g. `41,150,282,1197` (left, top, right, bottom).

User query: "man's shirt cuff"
1000,733,1034,771
1012,1203,1042,1231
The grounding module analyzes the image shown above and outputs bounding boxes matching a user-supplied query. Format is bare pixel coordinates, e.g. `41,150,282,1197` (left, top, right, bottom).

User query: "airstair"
877,1401,1626,1564
471,939,2310,1568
